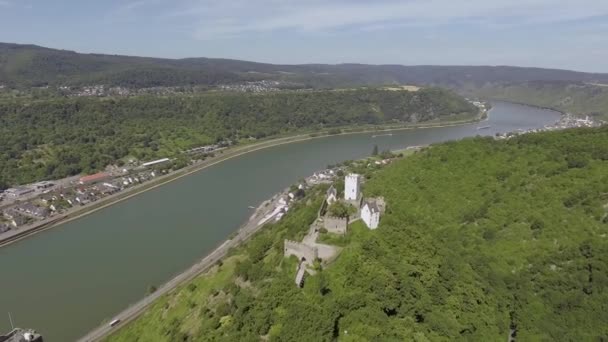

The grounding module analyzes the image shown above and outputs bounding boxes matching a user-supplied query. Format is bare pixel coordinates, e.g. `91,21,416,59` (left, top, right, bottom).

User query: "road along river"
0,102,561,341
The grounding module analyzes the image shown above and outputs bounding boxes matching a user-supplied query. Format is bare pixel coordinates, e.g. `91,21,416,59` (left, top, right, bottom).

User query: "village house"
361,198,385,229
75,192,95,205
98,184,119,196
4,210,28,227
0,223,10,233
15,203,49,219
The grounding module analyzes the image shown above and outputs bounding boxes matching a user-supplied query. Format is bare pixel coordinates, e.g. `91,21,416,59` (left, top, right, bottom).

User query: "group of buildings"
59,85,204,97
0,328,43,342
496,113,604,140
344,173,386,230
183,141,230,156
0,146,227,237
284,172,387,287
0,169,160,236
217,80,284,93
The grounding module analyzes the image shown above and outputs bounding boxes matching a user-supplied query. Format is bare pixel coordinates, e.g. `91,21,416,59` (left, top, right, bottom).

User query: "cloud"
113,0,153,15
107,0,164,23
0,0,11,7
169,0,608,39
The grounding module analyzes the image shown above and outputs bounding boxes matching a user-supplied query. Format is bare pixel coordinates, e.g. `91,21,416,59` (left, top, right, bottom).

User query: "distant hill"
0,88,476,185
2,42,608,88
463,81,608,120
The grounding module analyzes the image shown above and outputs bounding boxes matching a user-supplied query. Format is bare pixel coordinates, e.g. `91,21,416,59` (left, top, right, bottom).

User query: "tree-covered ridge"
0,88,475,185
107,127,608,341
361,129,608,340
466,81,608,120
2,42,608,89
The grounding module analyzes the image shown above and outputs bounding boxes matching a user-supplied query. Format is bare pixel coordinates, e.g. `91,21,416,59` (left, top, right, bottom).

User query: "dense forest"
2,42,608,88
107,126,608,341
0,88,476,186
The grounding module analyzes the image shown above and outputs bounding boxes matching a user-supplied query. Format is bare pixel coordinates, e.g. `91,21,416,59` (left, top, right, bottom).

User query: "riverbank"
80,144,419,341
78,181,305,342
0,111,483,249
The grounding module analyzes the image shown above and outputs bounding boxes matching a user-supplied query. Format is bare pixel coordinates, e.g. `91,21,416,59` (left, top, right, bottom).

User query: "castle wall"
284,239,318,261
323,216,348,235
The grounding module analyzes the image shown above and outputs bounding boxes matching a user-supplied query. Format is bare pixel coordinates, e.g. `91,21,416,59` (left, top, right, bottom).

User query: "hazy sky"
1,0,607,72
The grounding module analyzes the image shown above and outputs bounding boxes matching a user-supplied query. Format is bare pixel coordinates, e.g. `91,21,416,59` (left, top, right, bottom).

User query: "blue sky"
1,0,608,72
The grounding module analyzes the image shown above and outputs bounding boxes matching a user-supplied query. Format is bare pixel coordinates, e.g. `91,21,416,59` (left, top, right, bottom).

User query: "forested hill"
107,126,608,341
463,81,608,120
0,88,476,186
2,42,608,88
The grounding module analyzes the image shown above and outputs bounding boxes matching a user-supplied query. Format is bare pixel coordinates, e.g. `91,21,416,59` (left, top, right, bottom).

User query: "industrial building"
4,187,35,198
79,172,111,185
141,158,170,167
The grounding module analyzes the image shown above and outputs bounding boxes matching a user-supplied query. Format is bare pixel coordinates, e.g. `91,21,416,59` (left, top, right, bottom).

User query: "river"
0,102,561,341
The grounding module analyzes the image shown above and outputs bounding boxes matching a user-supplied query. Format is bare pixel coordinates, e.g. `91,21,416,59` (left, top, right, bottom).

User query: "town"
495,113,604,139
17,80,307,98
0,142,229,244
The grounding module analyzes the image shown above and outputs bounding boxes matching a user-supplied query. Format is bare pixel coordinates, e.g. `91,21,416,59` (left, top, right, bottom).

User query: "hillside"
464,81,608,120
0,88,476,185
2,42,608,88
106,127,608,341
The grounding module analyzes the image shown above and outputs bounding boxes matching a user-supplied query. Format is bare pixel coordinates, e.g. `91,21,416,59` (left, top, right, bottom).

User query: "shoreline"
483,98,568,116
0,112,483,249
78,184,295,342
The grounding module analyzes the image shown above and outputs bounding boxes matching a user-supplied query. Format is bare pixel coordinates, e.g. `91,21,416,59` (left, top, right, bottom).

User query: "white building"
361,200,381,229
344,174,360,201
142,158,170,167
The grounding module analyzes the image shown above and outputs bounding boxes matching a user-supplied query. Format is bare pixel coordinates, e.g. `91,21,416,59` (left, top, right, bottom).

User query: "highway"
77,195,282,342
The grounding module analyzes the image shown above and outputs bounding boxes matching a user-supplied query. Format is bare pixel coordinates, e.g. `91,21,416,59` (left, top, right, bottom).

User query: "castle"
344,173,360,201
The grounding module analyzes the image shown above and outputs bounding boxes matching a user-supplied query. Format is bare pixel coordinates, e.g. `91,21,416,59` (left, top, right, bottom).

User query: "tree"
147,285,157,294
328,201,356,218
0,178,8,191
372,144,379,156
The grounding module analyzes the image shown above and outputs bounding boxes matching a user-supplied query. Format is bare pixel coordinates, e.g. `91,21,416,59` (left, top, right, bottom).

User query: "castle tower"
344,173,360,201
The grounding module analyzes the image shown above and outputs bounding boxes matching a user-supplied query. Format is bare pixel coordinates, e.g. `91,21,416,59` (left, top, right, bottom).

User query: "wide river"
0,102,561,341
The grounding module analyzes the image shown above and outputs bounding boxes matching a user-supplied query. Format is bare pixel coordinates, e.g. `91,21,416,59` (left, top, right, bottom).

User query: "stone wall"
322,216,348,235
284,239,318,261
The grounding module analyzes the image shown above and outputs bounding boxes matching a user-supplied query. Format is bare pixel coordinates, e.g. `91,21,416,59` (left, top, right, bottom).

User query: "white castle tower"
344,173,360,201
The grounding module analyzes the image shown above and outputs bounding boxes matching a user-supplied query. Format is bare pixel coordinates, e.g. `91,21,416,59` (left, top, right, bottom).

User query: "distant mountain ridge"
2,42,608,88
